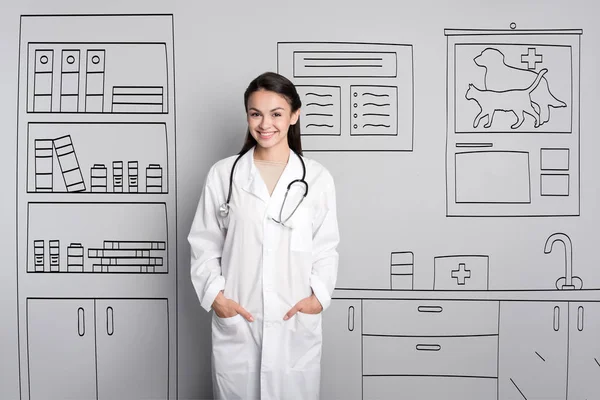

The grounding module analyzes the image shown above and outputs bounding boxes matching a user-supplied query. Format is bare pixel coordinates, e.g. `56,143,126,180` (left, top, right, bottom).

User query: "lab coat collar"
237,146,303,205
237,146,269,203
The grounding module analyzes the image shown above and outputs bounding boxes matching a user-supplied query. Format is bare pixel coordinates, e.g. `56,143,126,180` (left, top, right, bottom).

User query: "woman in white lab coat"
188,72,340,400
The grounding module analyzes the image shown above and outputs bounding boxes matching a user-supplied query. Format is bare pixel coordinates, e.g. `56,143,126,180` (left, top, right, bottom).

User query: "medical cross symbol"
451,263,471,285
521,47,543,70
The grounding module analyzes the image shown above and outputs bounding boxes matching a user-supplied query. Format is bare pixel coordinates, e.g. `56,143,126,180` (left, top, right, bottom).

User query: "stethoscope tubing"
220,148,307,218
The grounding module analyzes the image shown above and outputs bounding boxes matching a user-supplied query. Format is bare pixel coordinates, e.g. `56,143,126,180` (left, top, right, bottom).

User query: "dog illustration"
473,48,566,125
466,68,548,129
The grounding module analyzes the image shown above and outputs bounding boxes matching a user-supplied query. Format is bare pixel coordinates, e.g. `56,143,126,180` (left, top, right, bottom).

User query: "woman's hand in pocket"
283,293,323,320
212,291,254,322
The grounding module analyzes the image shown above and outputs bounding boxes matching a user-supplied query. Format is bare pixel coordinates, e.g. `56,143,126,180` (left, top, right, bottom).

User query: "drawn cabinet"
320,299,362,400
16,15,178,400
361,300,498,400
27,299,97,400
95,299,168,400
27,298,168,400
498,301,569,400
567,302,600,400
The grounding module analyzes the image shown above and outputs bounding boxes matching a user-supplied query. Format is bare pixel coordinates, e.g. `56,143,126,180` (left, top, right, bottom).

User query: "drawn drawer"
363,376,497,400
363,335,498,377
362,299,499,336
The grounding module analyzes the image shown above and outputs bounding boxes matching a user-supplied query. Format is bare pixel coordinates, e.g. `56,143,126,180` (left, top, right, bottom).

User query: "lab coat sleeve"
310,174,339,311
188,166,226,312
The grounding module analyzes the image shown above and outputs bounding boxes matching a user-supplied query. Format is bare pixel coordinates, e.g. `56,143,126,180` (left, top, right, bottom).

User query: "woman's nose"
259,116,272,129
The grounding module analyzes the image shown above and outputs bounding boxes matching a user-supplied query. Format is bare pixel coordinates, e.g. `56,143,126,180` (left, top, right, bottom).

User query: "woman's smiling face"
246,89,299,152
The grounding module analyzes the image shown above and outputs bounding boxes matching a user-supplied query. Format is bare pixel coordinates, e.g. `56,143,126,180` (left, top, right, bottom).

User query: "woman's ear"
291,108,300,125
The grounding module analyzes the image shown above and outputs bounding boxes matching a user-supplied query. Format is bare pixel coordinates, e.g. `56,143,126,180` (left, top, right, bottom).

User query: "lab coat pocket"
289,207,312,252
212,313,249,369
212,313,246,353
296,311,321,331
212,313,260,399
213,312,244,327
290,312,322,370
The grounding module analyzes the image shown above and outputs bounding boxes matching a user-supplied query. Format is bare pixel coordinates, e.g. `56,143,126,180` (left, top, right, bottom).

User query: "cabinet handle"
348,306,355,332
77,307,85,337
418,306,443,313
577,306,584,332
106,306,114,336
416,344,441,351
553,306,560,331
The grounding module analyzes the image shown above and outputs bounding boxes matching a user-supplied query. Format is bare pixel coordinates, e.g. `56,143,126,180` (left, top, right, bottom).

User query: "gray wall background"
1,0,599,399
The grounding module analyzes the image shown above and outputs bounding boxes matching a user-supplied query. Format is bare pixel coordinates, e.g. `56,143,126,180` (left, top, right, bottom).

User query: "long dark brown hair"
239,72,303,156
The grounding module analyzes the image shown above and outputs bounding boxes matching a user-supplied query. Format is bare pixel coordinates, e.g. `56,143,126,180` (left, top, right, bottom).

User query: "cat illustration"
473,48,566,125
465,68,548,129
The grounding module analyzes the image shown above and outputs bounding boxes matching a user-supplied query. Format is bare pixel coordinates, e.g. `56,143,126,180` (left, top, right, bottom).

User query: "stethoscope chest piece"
219,203,230,217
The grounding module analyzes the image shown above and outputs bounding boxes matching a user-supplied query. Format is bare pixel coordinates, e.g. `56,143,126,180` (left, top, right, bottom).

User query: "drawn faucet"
544,233,583,290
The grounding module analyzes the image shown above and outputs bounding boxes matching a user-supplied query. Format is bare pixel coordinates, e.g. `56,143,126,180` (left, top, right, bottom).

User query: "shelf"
22,192,171,203
18,272,175,299
24,122,171,195
26,202,169,274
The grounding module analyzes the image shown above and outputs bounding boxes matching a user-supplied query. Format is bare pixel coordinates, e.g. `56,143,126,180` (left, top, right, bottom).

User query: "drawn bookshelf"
16,14,177,400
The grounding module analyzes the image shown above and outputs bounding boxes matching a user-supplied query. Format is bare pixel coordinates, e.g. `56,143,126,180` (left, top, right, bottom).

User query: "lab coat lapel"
268,148,303,218
239,146,270,204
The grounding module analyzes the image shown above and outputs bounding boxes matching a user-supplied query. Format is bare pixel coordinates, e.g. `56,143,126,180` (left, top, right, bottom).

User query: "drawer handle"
553,306,560,332
106,306,114,336
577,306,584,332
418,306,443,313
416,344,441,351
77,307,85,337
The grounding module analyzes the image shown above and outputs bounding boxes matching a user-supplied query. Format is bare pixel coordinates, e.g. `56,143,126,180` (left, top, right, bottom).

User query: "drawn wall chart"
16,14,177,400
277,42,414,152
445,27,581,217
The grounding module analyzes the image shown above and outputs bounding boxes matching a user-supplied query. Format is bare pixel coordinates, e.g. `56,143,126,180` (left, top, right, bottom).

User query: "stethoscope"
219,149,309,227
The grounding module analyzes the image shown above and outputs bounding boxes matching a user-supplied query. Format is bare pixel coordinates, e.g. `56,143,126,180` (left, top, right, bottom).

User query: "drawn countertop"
332,289,600,302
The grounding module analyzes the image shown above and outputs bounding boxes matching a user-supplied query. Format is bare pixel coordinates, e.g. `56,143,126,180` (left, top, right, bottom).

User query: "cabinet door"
320,299,362,400
499,301,568,400
567,302,600,400
27,299,97,400
95,299,169,400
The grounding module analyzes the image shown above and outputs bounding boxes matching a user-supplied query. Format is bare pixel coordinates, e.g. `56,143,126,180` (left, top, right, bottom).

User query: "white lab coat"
188,146,339,400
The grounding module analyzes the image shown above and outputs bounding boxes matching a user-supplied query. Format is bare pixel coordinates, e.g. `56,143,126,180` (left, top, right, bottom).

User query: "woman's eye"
273,113,281,117
250,112,260,117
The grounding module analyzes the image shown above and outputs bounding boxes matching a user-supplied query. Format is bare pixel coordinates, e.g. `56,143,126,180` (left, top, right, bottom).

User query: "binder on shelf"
146,164,163,193
60,49,80,112
90,164,107,192
53,135,85,192
49,240,60,272
112,161,123,192
128,161,138,193
85,49,105,112
34,139,53,192
33,49,53,112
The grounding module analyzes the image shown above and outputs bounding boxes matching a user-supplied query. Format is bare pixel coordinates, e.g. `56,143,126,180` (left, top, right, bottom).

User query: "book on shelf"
53,135,85,192
34,139,53,192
